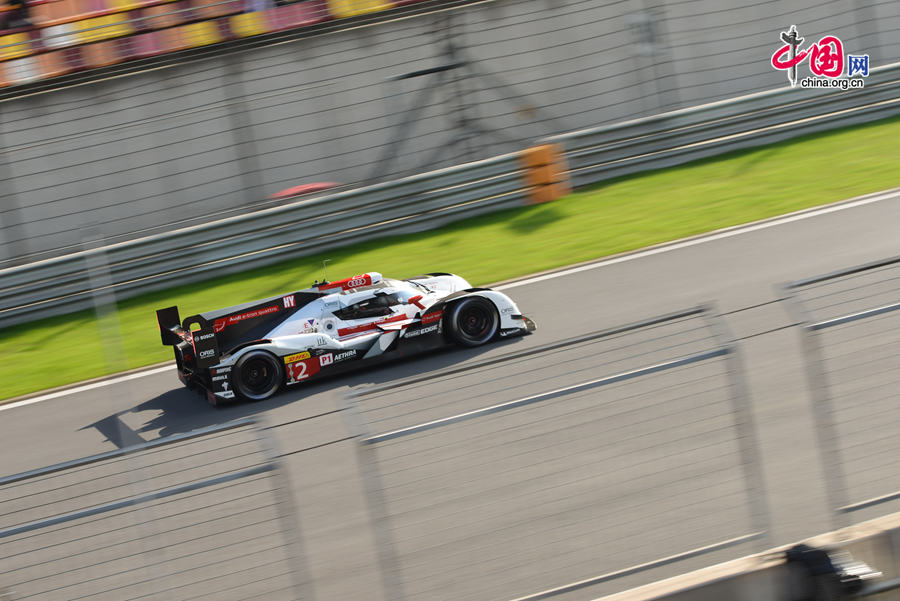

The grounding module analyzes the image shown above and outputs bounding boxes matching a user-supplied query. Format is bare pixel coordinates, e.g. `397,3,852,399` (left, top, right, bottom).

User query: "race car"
156,272,535,405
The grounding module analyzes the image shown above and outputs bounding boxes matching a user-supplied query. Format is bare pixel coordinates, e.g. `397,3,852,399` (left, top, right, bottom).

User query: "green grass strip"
2,115,899,401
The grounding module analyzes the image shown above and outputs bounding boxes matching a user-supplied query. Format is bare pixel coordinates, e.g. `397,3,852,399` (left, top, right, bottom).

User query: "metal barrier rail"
342,306,769,601
543,62,900,189
3,64,900,329
780,255,900,529
0,151,526,327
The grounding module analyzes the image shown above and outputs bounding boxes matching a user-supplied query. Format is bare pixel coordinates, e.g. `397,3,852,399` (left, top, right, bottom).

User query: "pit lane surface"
3,189,900,600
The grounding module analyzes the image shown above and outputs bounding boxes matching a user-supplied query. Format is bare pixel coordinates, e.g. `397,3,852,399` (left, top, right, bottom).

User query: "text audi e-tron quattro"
156,272,535,404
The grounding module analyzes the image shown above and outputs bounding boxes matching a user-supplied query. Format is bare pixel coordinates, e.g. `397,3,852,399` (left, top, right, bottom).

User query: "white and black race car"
156,272,535,404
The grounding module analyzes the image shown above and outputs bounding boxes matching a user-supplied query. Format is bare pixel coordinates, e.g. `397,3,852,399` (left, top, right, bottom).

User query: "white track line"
1,366,173,412
496,188,900,291
3,187,898,412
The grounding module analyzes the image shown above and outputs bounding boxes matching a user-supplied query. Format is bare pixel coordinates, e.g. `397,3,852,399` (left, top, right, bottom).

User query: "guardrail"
0,152,527,327
543,62,900,188
2,63,899,328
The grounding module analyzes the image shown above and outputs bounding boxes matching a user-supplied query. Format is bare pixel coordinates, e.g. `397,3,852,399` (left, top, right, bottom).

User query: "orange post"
518,143,571,204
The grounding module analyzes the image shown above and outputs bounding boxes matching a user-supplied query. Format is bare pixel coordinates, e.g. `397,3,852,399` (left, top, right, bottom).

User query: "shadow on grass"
505,203,565,235
729,146,781,177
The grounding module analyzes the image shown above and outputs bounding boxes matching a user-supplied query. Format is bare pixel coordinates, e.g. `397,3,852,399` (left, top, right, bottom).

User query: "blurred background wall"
0,0,896,265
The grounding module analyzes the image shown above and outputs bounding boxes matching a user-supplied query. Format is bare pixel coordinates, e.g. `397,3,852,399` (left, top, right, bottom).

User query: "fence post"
779,285,851,530
339,390,407,601
0,111,29,266
702,305,772,550
255,420,318,601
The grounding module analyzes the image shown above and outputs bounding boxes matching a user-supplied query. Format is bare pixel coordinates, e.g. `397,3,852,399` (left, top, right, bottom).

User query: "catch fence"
781,256,900,530
0,417,310,601
342,306,769,601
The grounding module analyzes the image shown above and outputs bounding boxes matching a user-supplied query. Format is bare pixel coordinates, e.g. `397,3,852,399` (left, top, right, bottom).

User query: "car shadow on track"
85,337,530,447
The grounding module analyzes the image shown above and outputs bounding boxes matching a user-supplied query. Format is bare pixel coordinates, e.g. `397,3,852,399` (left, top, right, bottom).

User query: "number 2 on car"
285,353,320,383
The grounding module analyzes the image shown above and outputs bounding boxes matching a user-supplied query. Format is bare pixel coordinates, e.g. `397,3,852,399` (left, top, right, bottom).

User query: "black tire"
447,297,499,347
233,350,283,402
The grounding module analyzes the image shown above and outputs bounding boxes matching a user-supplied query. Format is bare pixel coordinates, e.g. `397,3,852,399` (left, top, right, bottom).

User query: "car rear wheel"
234,350,283,401
447,297,499,347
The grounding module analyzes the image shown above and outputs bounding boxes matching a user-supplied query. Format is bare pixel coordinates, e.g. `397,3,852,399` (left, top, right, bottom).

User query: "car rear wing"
157,306,189,346
156,306,221,369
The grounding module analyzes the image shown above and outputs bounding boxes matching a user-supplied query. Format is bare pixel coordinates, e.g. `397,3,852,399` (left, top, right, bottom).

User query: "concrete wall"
1,0,897,264
599,513,900,601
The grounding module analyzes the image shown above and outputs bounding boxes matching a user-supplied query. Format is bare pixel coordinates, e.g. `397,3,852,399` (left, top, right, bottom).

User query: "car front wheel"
233,350,283,401
447,297,499,347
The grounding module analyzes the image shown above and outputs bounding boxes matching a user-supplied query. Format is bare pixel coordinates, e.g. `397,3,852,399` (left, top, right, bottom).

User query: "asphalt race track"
3,189,900,600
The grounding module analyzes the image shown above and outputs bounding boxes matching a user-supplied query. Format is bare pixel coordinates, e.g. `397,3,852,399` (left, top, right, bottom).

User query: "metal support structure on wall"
368,9,566,182
223,55,266,206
